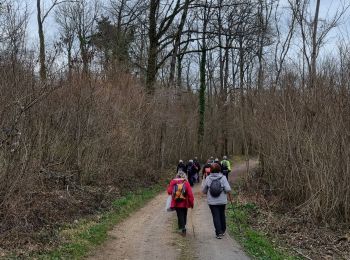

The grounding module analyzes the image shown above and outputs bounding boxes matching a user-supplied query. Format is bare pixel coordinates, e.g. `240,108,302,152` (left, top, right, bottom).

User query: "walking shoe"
181,229,186,237
219,232,226,237
216,235,222,239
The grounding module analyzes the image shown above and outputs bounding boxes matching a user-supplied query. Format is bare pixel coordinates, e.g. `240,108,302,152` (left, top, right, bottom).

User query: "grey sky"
25,0,350,54
26,0,60,47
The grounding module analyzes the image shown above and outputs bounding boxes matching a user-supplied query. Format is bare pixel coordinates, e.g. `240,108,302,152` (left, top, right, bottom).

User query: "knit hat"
176,171,187,179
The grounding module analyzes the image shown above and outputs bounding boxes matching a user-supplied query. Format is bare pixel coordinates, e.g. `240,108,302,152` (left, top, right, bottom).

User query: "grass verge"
35,185,164,260
226,201,301,260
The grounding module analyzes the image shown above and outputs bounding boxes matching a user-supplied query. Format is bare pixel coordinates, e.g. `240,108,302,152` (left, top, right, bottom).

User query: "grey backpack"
209,176,223,197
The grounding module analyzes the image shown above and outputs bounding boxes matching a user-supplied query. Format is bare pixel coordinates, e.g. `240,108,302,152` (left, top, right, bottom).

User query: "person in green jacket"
220,156,231,179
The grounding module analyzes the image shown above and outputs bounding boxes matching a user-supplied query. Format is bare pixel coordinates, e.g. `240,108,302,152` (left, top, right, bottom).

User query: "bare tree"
37,0,72,81
273,0,296,86
292,0,349,90
309,0,320,89
0,1,28,61
256,0,275,89
198,0,211,148
107,0,147,72
55,3,76,78
168,0,191,86
70,0,99,75
146,0,194,93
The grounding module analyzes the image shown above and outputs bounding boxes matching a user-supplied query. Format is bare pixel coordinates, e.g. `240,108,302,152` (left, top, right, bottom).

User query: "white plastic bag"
165,195,173,212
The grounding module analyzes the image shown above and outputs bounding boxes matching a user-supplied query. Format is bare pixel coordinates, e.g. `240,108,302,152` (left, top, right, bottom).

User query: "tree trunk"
146,0,158,93
168,42,178,86
257,0,265,90
186,60,191,91
177,54,183,88
218,0,224,92
310,0,320,90
198,2,208,148
223,41,230,156
67,39,73,79
239,38,245,107
78,33,89,76
198,47,206,147
37,0,46,81
169,0,189,86
239,37,249,163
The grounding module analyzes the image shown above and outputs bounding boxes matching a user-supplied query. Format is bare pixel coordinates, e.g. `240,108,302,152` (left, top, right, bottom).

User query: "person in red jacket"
167,171,194,236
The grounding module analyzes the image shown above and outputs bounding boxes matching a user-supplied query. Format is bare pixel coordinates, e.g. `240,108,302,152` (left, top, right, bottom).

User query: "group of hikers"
176,156,232,186
167,156,233,239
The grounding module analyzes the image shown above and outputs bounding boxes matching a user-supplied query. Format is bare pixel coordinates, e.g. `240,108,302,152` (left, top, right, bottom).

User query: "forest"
1,0,350,256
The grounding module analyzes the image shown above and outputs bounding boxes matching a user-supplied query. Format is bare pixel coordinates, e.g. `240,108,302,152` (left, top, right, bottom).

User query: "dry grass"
245,80,350,223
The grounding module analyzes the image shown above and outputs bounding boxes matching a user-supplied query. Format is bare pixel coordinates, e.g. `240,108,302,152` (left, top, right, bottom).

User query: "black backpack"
209,176,223,197
187,163,194,174
221,161,228,171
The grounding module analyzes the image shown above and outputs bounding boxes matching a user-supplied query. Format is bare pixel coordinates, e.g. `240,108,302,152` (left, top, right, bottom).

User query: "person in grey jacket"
202,162,232,239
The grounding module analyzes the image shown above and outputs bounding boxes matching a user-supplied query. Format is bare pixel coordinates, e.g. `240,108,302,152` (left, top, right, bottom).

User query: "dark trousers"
175,208,188,231
188,174,194,186
209,204,226,236
223,170,229,180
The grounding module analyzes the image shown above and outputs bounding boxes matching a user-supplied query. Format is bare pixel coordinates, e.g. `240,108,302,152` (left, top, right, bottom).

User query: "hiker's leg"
223,171,228,179
219,204,226,234
189,175,194,186
175,208,182,230
176,208,186,231
209,205,222,236
183,208,188,227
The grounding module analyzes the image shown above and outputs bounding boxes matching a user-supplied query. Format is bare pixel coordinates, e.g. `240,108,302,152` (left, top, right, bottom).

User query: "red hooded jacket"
167,178,194,209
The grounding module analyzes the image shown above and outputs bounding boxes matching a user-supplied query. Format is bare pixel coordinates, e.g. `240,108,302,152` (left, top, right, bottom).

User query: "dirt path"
86,191,179,260
229,159,258,183
186,185,249,260
87,161,253,260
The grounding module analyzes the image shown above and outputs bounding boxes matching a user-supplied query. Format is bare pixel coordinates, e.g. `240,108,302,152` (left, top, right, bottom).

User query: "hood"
209,173,223,180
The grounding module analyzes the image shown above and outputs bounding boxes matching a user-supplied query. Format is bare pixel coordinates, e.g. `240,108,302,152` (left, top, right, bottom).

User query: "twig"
293,248,313,260
66,185,71,196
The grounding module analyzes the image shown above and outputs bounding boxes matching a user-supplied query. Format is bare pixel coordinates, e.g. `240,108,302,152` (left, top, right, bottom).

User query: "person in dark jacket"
202,163,232,239
186,159,196,186
193,157,201,183
177,160,187,173
167,171,194,236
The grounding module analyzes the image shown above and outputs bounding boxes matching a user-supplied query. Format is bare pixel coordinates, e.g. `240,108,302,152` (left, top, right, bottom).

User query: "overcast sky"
24,0,350,55
26,0,61,48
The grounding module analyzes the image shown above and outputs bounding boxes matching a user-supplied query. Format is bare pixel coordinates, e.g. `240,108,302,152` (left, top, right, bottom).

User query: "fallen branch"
293,248,312,260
